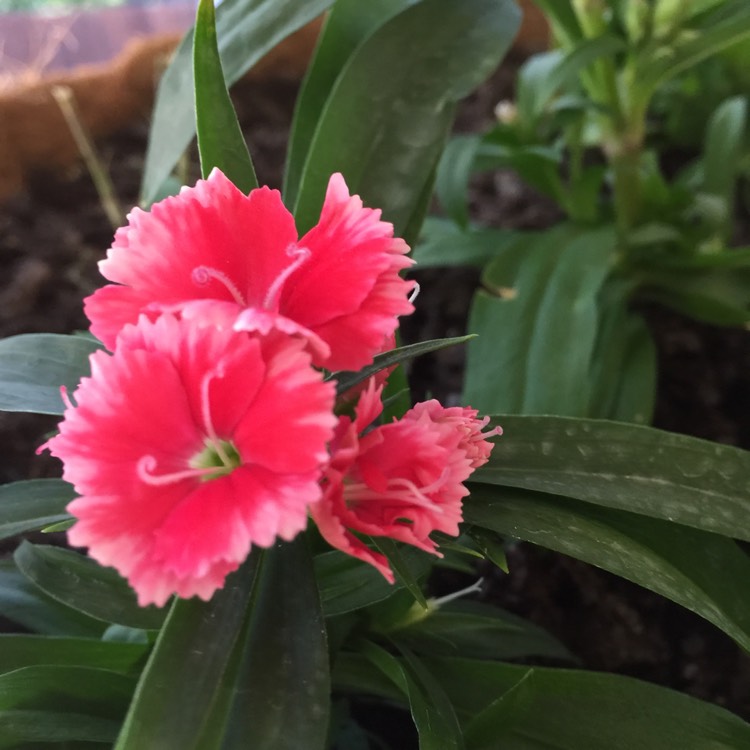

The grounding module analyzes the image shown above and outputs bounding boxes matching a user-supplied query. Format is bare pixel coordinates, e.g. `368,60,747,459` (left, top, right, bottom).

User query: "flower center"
262,244,311,310
189,438,242,480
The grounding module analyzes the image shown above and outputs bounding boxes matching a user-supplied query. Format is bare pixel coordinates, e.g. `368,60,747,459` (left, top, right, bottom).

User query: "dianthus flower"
40,315,336,607
311,381,501,581
84,169,415,372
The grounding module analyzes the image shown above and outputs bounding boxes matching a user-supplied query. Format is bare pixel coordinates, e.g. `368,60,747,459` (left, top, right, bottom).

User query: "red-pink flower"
40,315,336,607
84,169,415,371
311,381,501,581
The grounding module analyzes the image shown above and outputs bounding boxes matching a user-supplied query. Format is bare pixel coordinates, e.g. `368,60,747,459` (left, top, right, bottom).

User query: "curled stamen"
200,368,232,467
408,282,420,305
263,244,311,310
192,265,247,307
477,415,503,439
137,455,217,486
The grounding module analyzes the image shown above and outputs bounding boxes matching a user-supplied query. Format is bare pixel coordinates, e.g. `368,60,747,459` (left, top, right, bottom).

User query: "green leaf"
0,665,135,748
0,559,105,638
193,0,257,190
702,96,747,200
588,285,656,423
464,486,750,653
412,219,521,269
0,635,147,676
463,225,617,415
435,135,483,228
474,415,750,542
219,539,330,750
638,0,750,96
373,538,429,609
0,479,74,541
141,0,333,205
361,640,464,750
114,552,262,750
427,656,750,749
332,335,475,396
292,0,521,235
394,600,573,662
0,334,101,415
284,0,419,206
316,549,431,617
14,543,165,631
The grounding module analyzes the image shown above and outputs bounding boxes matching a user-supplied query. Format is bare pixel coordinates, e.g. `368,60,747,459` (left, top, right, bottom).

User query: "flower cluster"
41,169,500,606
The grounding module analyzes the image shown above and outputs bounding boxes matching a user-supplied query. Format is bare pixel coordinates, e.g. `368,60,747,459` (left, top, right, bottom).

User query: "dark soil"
2,59,750,726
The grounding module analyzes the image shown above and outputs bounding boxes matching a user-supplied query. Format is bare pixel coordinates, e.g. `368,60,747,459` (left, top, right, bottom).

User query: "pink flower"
311,381,501,581
40,315,336,607
85,169,415,371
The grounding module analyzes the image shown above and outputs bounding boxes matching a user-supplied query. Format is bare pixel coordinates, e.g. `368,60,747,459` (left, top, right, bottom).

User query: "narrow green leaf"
474,415,750,542
293,0,521,234
361,640,464,750
412,219,521,269
465,486,750,653
0,559,105,638
435,135,483,228
114,552,262,750
193,0,257,190
284,0,419,205
395,600,573,662
220,539,330,750
14,543,165,631
373,538,429,609
702,96,747,200
0,665,135,748
333,335,475,396
463,225,617,415
142,0,333,205
0,334,101,415
0,479,74,541
0,635,147,676
427,656,750,749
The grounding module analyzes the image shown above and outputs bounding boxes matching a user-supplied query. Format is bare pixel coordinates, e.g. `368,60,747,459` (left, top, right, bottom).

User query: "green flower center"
189,439,242,481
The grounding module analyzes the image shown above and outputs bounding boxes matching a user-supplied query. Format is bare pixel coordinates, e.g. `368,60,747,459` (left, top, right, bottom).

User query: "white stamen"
263,244,311,310
408,282,421,305
192,265,247,306
431,578,485,608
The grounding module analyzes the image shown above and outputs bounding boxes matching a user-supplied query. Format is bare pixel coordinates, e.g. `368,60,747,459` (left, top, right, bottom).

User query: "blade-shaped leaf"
0,334,101,415
141,0,332,205
361,640,464,750
114,552,262,750
332,335,475,396
284,0,419,205
0,479,74,541
0,665,135,748
464,486,750,652
193,0,257,190
394,600,573,662
463,225,617,415
219,538,330,750
474,415,750,542
14,543,165,631
292,0,521,234
0,635,147,676
0,559,105,638
427,656,750,749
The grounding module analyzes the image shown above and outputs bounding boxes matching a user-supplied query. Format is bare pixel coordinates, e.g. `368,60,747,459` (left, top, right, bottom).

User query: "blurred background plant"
417,0,750,423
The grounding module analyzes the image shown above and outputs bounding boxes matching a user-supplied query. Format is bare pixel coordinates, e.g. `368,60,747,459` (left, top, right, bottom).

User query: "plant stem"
51,84,125,230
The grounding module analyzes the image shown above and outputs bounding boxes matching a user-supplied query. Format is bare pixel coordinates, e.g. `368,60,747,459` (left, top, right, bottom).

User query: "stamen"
345,475,445,513
431,578,484,608
192,265,247,306
200,368,233,467
408,282,420,305
137,455,217,486
477,416,503,439
263,244,311,310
